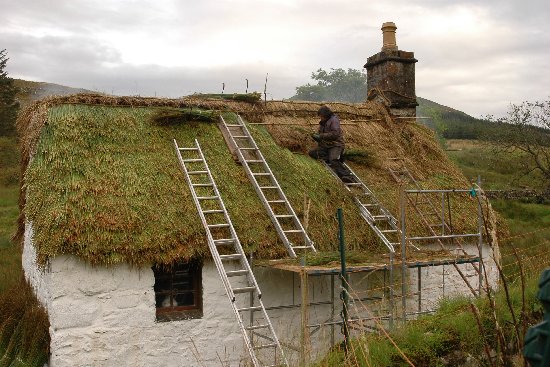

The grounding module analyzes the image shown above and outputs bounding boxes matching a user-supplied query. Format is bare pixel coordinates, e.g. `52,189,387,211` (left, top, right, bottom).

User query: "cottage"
19,23,500,366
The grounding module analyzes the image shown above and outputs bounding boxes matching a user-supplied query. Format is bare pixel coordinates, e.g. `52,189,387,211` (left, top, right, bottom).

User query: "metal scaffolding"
259,186,485,365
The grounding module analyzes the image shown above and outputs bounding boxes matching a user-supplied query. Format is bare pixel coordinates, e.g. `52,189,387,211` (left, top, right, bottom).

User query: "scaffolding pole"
400,185,407,322
477,176,484,296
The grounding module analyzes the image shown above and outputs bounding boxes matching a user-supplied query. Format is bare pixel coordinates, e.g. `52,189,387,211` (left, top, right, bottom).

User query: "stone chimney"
381,22,398,51
364,22,418,117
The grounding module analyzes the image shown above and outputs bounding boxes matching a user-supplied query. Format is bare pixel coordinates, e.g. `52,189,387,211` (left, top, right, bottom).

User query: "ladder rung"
239,147,257,150
232,135,249,138
179,147,198,151
197,196,219,200
203,209,224,214
245,160,263,163
284,230,303,233
213,238,235,245
182,158,203,162
188,171,208,175
226,270,249,277
253,343,277,350
363,204,379,207
275,215,294,218
225,124,242,127
372,215,390,219
238,306,263,312
219,254,242,261
233,286,256,294
192,183,213,187
381,229,398,233
292,246,311,249
267,200,285,203
260,186,278,189
252,173,271,176
345,183,362,186
208,223,230,228
245,324,269,331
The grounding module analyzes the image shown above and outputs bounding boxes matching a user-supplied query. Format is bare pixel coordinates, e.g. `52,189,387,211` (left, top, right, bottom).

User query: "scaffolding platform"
262,253,480,275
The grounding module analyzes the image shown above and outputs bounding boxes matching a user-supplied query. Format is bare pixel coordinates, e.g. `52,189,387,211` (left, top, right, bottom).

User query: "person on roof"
309,105,355,183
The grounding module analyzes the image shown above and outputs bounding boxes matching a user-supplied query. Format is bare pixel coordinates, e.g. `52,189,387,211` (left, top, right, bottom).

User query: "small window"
153,260,203,321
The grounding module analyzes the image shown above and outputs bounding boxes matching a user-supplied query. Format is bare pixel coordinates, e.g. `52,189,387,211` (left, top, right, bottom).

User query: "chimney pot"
381,22,398,51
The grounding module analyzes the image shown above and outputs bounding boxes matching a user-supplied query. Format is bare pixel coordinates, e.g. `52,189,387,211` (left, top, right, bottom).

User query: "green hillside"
417,97,501,140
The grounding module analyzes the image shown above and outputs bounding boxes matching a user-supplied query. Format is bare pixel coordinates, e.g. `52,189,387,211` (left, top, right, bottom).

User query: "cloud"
1,0,549,116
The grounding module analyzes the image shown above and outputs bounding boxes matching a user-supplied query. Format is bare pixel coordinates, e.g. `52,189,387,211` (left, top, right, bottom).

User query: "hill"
417,97,501,140
13,79,93,107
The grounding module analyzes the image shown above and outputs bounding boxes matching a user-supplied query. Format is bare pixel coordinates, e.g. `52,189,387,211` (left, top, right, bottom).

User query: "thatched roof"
16,94,478,266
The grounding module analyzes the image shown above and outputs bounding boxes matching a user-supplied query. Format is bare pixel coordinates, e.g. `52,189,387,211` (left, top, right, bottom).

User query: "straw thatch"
15,94,483,267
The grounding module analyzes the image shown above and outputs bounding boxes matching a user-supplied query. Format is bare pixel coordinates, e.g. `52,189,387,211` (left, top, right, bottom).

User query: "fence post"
337,208,350,352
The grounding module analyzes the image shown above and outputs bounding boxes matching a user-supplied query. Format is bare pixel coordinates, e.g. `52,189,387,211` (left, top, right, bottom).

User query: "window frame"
153,260,203,322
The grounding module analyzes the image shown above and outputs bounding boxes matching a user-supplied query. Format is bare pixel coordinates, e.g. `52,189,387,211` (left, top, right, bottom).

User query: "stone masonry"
364,22,418,117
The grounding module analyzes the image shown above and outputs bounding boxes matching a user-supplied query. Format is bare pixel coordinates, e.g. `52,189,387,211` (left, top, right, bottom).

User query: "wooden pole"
300,266,310,366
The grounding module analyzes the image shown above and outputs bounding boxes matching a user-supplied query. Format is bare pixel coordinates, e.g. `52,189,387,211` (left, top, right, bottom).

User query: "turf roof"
20,101,386,266
16,94,491,266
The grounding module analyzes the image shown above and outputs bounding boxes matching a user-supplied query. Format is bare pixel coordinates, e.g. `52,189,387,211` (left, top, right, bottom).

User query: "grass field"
0,135,21,294
445,139,546,191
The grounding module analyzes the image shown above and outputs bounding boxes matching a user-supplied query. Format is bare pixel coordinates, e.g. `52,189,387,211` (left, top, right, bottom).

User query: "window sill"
156,309,203,322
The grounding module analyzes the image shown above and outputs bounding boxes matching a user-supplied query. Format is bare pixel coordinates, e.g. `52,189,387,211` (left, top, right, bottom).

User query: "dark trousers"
309,146,352,178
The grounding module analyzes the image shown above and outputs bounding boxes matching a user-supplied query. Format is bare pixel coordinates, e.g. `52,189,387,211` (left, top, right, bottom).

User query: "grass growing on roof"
24,105,384,266
262,111,482,239
246,120,380,254
193,92,262,103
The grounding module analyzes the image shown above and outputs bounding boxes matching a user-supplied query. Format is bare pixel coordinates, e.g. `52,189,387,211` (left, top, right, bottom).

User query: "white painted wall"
23,220,500,367
23,222,251,367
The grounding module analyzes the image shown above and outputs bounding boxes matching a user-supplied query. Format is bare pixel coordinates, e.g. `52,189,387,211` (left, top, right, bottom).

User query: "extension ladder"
388,162,481,296
174,138,288,367
220,114,316,258
330,162,401,253
389,164,451,233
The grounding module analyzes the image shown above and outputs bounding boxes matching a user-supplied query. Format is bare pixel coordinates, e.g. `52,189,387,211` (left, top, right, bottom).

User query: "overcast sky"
1,0,549,117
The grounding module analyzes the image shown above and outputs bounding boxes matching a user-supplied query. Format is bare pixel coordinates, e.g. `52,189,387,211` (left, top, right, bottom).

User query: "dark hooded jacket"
317,114,344,148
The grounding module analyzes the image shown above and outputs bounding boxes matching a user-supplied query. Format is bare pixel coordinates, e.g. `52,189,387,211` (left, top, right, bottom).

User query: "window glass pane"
174,291,195,306
153,274,172,294
156,293,173,308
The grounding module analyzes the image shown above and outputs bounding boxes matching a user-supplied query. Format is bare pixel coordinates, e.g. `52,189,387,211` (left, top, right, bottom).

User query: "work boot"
341,175,355,184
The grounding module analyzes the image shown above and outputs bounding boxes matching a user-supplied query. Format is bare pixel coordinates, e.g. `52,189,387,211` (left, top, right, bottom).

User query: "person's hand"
311,133,321,142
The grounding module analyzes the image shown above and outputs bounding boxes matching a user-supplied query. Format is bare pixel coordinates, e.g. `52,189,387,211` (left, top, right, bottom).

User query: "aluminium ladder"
327,162,401,253
388,162,481,296
220,114,316,258
389,164,450,234
323,161,403,325
173,138,287,367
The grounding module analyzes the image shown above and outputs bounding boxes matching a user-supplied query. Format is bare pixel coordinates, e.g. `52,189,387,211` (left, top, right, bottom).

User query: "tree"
487,100,550,194
0,49,19,136
291,68,367,103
